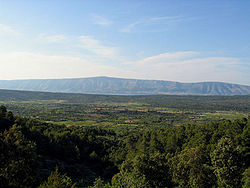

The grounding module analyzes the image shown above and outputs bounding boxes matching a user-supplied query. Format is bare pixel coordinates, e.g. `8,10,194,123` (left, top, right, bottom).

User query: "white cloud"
121,22,139,33
0,51,125,80
0,24,20,36
91,14,113,26
124,52,250,85
149,16,183,22
128,51,198,65
121,16,184,33
39,33,67,43
0,51,249,85
79,35,118,59
37,34,120,60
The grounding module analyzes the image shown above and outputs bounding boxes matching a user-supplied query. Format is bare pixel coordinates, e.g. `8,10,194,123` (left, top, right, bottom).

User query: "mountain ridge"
0,76,249,96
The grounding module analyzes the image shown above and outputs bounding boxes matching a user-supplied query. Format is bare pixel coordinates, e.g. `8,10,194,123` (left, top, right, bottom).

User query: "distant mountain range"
0,77,249,95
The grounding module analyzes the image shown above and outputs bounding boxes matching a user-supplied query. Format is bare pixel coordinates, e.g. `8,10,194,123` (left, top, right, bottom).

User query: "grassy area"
0,95,249,128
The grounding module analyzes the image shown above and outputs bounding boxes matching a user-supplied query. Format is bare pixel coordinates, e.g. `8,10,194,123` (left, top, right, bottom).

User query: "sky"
0,0,250,85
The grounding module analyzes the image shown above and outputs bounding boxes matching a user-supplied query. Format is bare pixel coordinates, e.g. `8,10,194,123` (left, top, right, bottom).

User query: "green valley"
0,89,249,187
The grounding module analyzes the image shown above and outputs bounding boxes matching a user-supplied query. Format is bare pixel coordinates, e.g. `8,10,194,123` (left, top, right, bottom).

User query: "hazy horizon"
0,76,250,87
0,1,250,85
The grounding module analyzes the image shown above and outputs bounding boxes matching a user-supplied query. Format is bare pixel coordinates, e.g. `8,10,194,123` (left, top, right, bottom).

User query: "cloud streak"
35,33,120,61
0,51,249,85
91,14,113,26
128,51,198,65
121,16,184,33
124,52,250,85
39,34,67,43
0,24,20,36
0,51,125,80
79,35,118,59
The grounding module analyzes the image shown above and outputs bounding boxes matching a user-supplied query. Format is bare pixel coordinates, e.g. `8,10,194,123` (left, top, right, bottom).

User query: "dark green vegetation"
1,76,250,95
0,105,249,187
0,90,250,187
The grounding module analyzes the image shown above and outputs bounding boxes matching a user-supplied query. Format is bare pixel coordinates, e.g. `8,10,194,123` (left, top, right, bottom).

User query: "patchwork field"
1,92,249,129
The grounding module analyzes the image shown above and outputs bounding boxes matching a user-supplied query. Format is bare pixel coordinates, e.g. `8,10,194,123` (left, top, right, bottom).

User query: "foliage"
90,177,110,188
111,170,149,188
242,167,250,188
0,126,38,187
171,147,215,187
0,105,249,187
211,137,243,187
39,167,75,188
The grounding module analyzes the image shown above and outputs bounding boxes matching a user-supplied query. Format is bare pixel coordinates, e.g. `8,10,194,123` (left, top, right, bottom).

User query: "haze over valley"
0,1,249,188
0,76,250,95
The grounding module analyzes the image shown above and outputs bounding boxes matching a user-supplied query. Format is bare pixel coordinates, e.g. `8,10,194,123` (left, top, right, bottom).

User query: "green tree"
241,121,250,166
39,167,75,188
171,147,215,188
211,137,243,187
0,126,38,187
111,170,149,188
0,105,7,117
132,152,172,187
91,177,111,188
242,167,250,188
0,106,14,132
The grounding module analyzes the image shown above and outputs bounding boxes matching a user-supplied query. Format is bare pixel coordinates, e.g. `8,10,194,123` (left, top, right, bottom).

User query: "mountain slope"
0,77,249,95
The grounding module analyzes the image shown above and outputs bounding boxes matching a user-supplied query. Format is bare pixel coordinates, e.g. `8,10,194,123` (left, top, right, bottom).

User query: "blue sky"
0,0,249,85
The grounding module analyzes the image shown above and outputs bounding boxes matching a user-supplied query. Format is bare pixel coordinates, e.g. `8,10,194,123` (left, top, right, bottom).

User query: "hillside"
0,76,250,95
0,105,249,187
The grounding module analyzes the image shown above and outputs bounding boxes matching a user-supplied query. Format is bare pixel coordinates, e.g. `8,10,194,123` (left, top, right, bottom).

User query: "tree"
171,147,215,188
133,152,172,187
91,177,111,188
111,170,149,188
211,137,243,187
39,167,75,188
242,167,250,188
0,106,13,132
0,105,7,117
0,126,39,187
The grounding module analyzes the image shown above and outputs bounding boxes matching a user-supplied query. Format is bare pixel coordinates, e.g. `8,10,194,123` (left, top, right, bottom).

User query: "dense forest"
0,105,249,187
